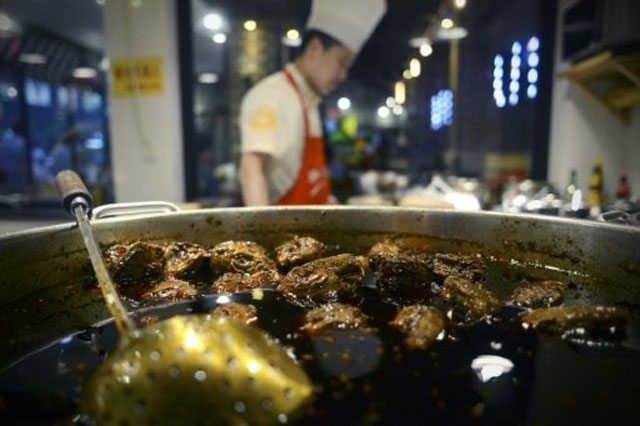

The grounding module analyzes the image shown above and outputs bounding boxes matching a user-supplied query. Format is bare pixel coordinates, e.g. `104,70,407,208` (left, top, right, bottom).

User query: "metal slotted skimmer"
55,170,313,426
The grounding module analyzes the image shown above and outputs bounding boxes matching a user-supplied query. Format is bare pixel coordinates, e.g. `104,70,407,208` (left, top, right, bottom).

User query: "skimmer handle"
55,170,94,216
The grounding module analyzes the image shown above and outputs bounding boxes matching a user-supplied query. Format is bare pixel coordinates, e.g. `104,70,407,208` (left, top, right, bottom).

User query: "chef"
239,0,386,206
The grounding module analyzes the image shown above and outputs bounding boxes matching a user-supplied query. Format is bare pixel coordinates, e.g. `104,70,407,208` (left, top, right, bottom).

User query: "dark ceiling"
0,0,104,51
202,0,444,91
200,0,505,92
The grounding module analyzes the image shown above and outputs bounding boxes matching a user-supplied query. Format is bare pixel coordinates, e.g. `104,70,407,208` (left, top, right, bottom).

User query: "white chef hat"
306,0,387,54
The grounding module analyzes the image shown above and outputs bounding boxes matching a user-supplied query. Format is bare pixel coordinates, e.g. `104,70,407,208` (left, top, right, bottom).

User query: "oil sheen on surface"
1,276,639,425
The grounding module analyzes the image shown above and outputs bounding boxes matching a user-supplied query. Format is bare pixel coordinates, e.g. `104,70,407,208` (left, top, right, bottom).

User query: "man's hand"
240,152,271,206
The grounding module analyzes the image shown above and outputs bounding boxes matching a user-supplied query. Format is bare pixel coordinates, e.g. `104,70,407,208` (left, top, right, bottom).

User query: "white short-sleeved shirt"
239,64,323,203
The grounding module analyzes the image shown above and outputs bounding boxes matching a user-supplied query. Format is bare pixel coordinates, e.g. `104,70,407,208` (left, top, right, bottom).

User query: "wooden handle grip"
55,170,93,215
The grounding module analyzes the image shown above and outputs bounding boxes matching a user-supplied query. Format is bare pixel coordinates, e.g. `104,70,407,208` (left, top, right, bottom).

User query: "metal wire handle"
92,201,180,220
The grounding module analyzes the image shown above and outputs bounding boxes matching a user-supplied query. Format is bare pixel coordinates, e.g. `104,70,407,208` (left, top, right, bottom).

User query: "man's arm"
240,152,270,206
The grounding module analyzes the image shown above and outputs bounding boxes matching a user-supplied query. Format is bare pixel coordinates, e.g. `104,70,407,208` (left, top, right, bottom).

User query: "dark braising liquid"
1,285,640,425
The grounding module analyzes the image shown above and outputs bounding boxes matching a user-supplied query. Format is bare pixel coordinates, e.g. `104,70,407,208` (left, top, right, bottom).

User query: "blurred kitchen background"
1,0,639,232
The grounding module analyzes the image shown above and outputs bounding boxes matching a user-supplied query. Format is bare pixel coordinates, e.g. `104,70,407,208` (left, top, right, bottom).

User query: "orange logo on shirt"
250,105,277,131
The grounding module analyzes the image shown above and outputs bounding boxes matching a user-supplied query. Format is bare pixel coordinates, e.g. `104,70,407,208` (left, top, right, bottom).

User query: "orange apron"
276,68,330,205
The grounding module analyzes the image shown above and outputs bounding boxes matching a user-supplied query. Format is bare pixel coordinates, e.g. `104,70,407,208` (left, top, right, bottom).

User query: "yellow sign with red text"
111,57,164,97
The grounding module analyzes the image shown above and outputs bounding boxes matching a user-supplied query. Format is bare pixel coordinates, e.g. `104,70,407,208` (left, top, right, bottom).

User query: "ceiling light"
203,13,223,30
243,20,257,31
441,18,454,29
282,29,301,47
0,13,21,37
393,105,404,115
212,33,227,44
198,72,219,84
410,58,421,78
436,26,468,40
409,36,429,48
454,0,467,9
402,69,412,80
420,43,433,57
73,67,98,79
394,81,406,105
377,106,390,118
337,97,351,110
512,41,522,55
386,96,396,108
6,86,17,98
19,53,47,65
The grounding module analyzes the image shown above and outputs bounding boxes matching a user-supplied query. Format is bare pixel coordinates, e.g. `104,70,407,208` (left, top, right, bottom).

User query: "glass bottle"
587,159,603,208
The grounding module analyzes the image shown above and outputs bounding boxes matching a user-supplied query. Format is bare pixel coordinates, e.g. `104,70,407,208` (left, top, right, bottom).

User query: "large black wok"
0,206,639,424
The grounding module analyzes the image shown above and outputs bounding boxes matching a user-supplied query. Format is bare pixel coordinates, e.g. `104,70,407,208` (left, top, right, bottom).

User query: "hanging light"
212,33,227,44
410,58,421,78
441,18,454,29
337,97,351,110
386,96,396,108
18,53,47,64
203,13,223,30
420,42,433,57
286,29,300,40
377,106,390,118
243,20,257,31
198,72,219,84
394,81,406,105
454,0,467,9
73,67,98,79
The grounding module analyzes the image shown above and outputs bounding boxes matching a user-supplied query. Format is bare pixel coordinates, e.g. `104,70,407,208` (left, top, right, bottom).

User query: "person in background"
239,0,386,206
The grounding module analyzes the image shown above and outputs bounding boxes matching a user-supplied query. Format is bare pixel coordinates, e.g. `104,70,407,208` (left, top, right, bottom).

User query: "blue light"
493,68,504,78
496,96,506,108
509,93,519,105
527,36,540,52
430,89,453,131
510,68,521,80
493,79,503,90
527,68,538,83
511,42,522,55
511,56,521,68
527,84,538,99
494,55,504,67
528,52,539,67
509,81,520,93
493,89,503,99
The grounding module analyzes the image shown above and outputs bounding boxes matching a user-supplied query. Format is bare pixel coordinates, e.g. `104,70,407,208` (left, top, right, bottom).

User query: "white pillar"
104,0,185,202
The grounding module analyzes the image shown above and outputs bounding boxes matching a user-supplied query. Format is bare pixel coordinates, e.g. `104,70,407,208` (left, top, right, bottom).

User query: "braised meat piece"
104,241,165,283
277,254,368,307
275,236,327,271
521,306,627,338
432,252,484,282
209,241,275,276
509,280,566,308
140,278,198,303
302,303,371,334
210,303,258,325
367,241,434,297
212,269,282,293
163,242,208,279
440,276,501,320
390,305,445,350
